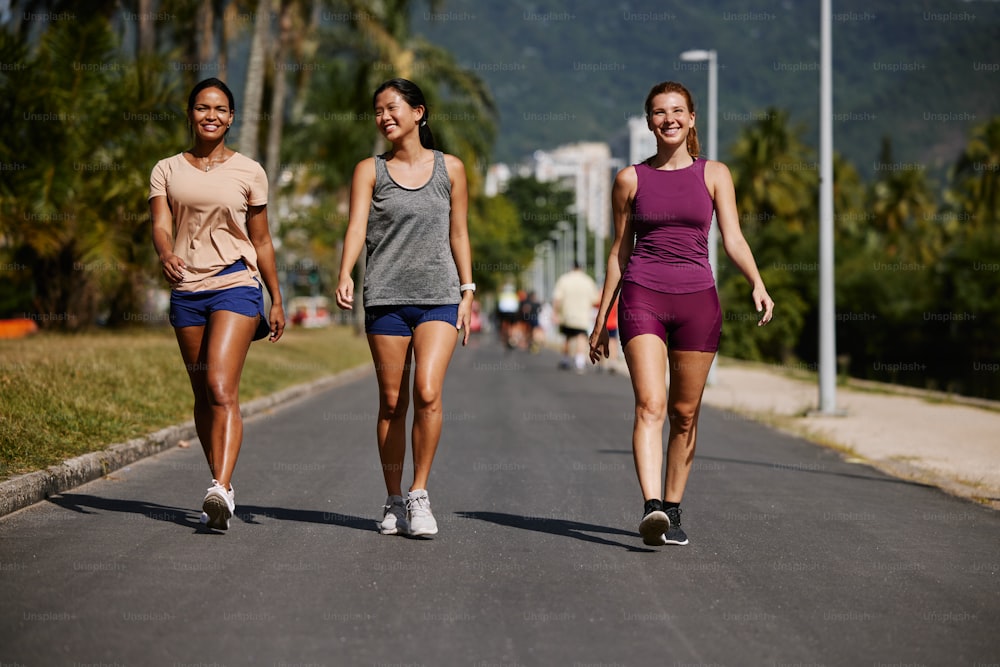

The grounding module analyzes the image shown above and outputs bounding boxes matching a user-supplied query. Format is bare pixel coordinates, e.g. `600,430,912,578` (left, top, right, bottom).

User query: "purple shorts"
618,281,721,352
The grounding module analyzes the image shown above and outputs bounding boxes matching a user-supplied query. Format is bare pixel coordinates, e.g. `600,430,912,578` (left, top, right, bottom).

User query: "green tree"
719,108,818,365
728,107,817,236
869,137,936,239
0,18,182,327
501,174,575,250
949,115,1000,228
468,194,523,293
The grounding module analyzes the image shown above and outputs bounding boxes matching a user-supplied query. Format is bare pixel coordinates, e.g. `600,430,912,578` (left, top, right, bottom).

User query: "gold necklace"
192,150,228,171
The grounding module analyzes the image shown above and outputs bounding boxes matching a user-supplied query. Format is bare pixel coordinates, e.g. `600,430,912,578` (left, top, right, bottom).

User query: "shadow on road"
696,454,939,488
237,504,375,532
456,511,655,552
47,493,375,533
48,493,201,529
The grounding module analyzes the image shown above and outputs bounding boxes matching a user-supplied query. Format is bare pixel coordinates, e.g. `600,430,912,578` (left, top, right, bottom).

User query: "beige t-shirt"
553,269,599,331
149,152,268,292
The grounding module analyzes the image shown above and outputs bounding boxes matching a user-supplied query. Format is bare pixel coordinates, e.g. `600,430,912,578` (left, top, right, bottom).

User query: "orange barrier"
0,318,39,339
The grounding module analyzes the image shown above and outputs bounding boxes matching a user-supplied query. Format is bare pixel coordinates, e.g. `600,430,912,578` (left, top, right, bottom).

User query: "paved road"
2,337,998,666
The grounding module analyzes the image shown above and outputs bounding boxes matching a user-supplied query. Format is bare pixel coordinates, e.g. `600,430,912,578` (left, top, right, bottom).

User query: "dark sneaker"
638,499,669,546
663,507,689,545
378,495,407,535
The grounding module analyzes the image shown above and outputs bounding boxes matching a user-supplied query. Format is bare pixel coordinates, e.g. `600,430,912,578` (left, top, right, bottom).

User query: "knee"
379,391,409,421
412,383,442,414
204,378,239,409
635,398,666,425
668,404,698,434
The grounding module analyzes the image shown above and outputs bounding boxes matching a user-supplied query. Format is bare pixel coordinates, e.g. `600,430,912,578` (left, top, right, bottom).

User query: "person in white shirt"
553,263,599,372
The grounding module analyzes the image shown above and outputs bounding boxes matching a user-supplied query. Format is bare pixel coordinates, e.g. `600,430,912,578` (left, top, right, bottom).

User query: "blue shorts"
170,260,270,341
365,304,459,336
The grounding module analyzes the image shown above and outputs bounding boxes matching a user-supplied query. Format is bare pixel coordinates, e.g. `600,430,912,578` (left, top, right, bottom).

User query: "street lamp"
557,220,573,275
817,0,840,415
549,228,565,281
680,48,718,384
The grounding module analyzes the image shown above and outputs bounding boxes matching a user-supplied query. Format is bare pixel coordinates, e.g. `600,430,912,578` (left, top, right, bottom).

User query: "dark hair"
188,78,236,112
187,78,235,139
372,78,435,150
644,81,700,158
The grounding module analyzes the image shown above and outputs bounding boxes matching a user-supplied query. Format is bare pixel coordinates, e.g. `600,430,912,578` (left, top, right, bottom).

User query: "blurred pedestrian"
519,290,543,353
590,81,774,546
496,282,520,348
149,77,285,531
553,262,599,372
335,78,474,538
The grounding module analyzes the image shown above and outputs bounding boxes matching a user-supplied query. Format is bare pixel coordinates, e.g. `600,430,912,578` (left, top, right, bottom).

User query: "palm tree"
950,116,1000,227
238,0,272,160
728,107,817,235
869,137,936,253
0,17,183,327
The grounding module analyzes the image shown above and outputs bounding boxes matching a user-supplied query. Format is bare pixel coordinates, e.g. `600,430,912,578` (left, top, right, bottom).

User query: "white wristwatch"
460,282,476,293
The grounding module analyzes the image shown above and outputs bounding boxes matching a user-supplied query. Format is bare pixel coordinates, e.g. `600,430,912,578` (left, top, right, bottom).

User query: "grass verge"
0,326,371,480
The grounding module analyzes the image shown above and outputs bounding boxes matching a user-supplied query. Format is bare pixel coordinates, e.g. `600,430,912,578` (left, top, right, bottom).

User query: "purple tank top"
622,159,715,294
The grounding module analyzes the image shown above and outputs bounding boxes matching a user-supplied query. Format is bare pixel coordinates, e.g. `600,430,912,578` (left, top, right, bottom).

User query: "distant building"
529,142,613,242
628,116,657,165
484,162,511,197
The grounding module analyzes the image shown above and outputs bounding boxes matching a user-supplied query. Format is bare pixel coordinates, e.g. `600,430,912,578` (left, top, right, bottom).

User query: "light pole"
544,240,556,304
532,243,546,302
680,48,718,384
549,230,563,283
557,220,573,274
817,0,839,415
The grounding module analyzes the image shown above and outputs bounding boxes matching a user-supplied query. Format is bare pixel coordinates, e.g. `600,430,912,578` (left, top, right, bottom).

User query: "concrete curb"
0,363,372,519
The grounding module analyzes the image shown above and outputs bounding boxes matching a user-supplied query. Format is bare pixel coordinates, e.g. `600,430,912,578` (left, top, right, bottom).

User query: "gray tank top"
364,150,460,307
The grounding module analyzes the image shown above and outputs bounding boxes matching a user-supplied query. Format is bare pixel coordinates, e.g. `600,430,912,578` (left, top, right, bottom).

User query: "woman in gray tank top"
335,79,475,538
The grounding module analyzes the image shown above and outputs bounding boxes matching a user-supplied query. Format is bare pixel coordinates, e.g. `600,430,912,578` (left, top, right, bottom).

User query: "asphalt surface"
2,337,998,666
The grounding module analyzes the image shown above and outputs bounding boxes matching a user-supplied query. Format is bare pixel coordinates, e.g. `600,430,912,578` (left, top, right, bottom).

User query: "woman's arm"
335,158,376,310
247,204,286,341
150,196,184,285
445,153,473,346
590,166,637,361
708,160,774,325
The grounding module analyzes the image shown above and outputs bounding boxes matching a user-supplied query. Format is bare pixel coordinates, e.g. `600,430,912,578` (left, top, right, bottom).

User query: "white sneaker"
405,489,438,537
378,495,408,535
201,480,235,530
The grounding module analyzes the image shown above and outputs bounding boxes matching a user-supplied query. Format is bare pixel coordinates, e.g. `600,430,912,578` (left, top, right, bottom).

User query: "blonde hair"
644,81,700,158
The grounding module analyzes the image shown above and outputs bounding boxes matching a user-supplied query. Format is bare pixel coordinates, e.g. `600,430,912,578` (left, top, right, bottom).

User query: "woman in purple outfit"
589,81,774,547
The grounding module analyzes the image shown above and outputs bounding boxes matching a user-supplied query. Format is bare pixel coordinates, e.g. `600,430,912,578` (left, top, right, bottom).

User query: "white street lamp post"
817,0,839,415
680,48,719,385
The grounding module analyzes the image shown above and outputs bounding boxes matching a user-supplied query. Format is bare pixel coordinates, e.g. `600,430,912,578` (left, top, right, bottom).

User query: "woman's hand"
268,303,286,342
456,293,473,346
335,276,355,310
753,284,775,326
159,253,186,285
589,326,610,364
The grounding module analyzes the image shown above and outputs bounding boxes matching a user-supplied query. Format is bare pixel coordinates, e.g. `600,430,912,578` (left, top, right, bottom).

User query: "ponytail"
418,118,435,150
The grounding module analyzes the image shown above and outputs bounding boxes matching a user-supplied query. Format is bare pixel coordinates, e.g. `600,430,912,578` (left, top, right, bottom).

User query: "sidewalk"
697,360,1000,510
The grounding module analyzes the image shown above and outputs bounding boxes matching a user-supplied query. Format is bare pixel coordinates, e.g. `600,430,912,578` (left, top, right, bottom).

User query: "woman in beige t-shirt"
150,78,285,531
